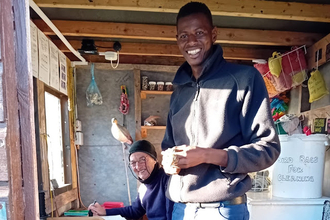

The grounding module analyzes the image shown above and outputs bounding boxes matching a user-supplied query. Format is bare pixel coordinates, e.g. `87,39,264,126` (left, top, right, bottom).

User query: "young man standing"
161,2,280,220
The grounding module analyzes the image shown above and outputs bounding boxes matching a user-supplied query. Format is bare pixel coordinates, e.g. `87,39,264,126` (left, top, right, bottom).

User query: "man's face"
129,152,156,180
176,13,217,68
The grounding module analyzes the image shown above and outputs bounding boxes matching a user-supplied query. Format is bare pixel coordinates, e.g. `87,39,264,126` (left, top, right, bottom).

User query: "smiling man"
161,2,281,220
89,140,173,220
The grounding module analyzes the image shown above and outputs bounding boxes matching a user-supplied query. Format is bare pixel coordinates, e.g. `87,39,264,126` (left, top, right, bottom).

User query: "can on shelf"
157,81,164,91
165,82,173,91
149,81,156,90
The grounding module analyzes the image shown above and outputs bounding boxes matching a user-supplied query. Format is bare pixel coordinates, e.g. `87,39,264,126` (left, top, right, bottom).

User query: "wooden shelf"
140,90,173,99
141,126,166,138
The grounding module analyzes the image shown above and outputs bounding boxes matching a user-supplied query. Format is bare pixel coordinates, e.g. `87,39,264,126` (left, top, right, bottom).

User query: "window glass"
45,91,64,187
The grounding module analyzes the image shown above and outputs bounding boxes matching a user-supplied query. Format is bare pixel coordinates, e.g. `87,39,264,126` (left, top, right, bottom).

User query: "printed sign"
38,29,49,85
49,40,60,90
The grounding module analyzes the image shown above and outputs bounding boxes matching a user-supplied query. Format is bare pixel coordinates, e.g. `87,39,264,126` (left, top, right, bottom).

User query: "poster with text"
30,21,38,78
49,40,60,90
59,51,67,95
38,29,49,84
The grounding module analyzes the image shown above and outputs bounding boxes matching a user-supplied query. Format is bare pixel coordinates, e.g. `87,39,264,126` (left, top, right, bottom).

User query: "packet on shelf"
144,115,160,126
141,76,148,90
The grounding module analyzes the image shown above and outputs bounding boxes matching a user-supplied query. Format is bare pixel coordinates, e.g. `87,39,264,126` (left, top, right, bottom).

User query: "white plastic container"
272,134,329,198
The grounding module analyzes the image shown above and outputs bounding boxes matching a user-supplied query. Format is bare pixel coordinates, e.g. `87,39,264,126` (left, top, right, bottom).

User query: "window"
44,90,71,187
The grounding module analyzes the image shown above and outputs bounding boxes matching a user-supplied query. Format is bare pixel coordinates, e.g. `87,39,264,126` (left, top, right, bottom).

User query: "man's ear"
212,26,217,43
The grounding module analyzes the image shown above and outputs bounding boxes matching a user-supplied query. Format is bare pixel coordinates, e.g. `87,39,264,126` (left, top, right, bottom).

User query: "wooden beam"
307,33,330,70
34,0,330,22
134,69,142,141
66,53,187,66
45,188,78,214
66,53,253,66
1,0,25,219
13,0,39,219
53,39,276,61
33,19,323,47
37,79,51,201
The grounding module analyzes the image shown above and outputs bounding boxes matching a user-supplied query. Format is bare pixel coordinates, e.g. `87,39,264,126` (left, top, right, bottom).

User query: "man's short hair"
176,2,213,27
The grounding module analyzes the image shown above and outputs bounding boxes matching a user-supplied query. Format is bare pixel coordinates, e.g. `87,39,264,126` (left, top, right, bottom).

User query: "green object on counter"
275,122,287,135
64,210,89,216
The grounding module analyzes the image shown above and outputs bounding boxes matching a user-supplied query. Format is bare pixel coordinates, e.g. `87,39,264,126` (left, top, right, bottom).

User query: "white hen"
111,118,133,145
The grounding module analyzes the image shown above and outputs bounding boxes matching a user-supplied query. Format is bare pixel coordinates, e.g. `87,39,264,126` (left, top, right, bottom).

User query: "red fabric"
102,202,124,209
281,47,307,75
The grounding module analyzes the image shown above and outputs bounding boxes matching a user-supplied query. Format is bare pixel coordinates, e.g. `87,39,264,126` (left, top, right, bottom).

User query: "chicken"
111,118,133,145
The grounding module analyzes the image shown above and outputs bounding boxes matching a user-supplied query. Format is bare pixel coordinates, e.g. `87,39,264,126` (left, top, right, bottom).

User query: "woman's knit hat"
128,140,157,161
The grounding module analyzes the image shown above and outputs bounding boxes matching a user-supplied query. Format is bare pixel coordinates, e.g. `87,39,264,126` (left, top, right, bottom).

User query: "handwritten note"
276,155,319,183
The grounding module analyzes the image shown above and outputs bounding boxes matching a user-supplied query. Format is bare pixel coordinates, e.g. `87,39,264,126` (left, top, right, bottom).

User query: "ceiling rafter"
33,19,323,46
65,53,253,66
53,39,277,61
33,0,330,23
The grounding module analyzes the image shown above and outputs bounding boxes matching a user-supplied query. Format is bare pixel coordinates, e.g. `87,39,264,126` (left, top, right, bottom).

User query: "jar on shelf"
165,82,173,91
157,81,164,91
141,76,148,90
149,81,156,90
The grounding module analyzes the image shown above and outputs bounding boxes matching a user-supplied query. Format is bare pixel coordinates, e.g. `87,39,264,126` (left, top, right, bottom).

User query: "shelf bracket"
141,92,147,99
141,127,147,138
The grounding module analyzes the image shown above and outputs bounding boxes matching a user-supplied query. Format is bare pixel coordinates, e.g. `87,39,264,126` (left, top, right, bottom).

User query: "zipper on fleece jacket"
191,82,200,145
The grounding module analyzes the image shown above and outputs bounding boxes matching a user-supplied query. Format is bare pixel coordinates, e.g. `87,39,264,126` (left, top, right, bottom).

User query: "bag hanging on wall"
86,63,103,106
308,69,329,103
268,52,282,77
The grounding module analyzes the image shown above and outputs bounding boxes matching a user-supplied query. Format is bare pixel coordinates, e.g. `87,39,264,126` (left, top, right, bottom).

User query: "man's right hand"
88,202,106,216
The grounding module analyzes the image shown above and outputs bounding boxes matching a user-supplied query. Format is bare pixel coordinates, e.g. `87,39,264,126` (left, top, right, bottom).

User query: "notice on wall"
49,40,59,90
38,29,49,85
59,51,67,95
314,118,326,133
30,21,38,78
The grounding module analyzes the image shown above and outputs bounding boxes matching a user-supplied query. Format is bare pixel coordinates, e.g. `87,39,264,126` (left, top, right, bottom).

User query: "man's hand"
88,202,106,216
174,145,205,169
161,147,182,175
161,145,228,174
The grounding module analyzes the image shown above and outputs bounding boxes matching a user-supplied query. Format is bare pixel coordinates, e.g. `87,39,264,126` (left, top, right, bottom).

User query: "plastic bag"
86,63,103,106
268,52,282,77
308,69,329,103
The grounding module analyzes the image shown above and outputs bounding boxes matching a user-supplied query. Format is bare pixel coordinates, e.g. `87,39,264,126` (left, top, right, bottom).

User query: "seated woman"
88,140,173,220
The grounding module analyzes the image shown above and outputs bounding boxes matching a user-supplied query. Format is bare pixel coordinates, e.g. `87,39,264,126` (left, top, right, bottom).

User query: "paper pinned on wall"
49,40,60,90
38,29,49,85
59,51,68,95
30,21,38,78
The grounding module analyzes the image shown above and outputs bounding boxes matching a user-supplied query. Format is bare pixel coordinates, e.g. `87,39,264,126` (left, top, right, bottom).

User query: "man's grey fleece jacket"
161,44,281,203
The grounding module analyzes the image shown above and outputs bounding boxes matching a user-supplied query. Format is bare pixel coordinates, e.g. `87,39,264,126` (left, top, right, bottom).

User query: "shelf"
140,90,173,99
141,126,166,138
